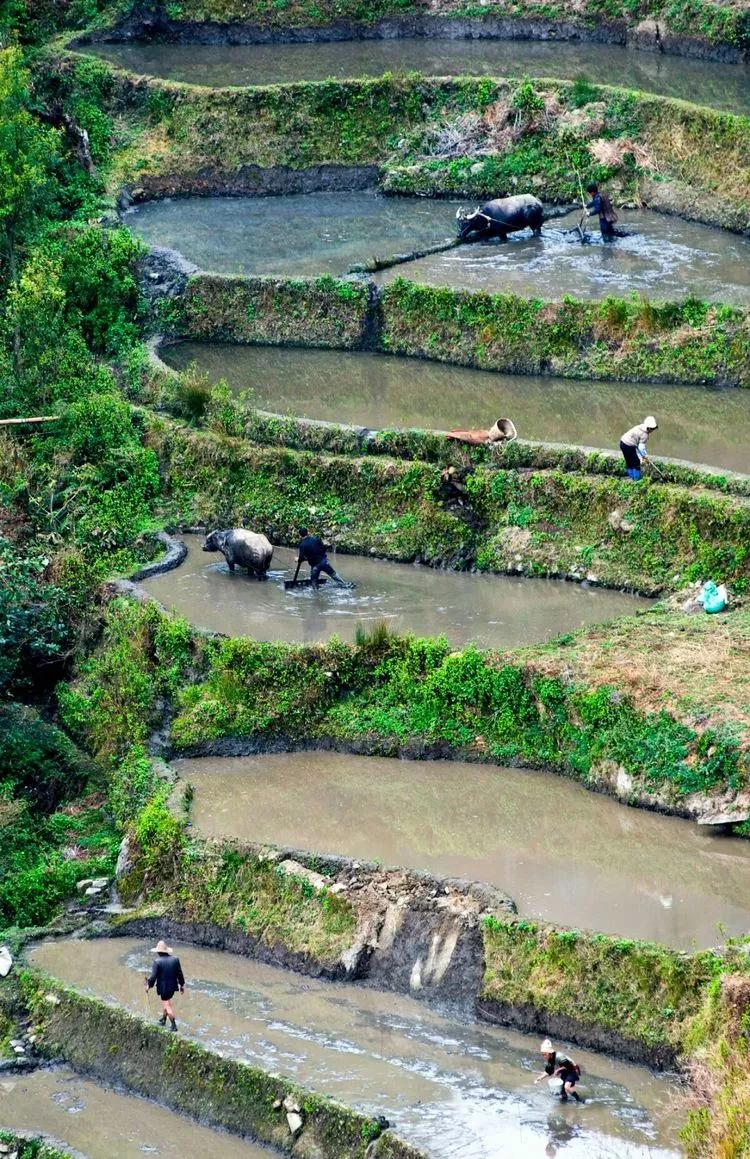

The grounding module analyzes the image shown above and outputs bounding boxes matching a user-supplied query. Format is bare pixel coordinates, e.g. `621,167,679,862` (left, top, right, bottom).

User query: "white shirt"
621,423,653,448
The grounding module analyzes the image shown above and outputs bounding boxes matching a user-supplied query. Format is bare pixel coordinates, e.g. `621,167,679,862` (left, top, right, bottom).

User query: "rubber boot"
632,469,642,481
169,1018,178,1033
157,1013,167,1026
571,1091,583,1103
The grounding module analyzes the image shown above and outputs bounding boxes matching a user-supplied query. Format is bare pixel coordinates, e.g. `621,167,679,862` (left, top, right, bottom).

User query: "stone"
76,879,94,892
91,877,110,890
277,860,328,893
44,993,61,1006
272,1099,282,1110
12,1046,24,1054
116,834,135,876
0,947,12,978
84,886,102,897
630,17,662,49
282,1095,300,1113
286,1112,303,1135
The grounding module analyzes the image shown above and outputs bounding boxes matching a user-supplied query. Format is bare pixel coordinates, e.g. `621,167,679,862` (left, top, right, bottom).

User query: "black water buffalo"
203,528,274,577
456,195,544,241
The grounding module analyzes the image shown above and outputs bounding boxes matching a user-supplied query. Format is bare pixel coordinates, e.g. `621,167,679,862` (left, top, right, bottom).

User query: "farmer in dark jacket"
586,182,618,240
145,939,185,1032
297,527,351,587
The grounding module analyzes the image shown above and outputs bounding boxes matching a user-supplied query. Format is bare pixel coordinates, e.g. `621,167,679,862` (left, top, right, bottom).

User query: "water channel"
84,38,750,115
177,750,750,949
124,192,462,278
161,342,750,474
29,937,682,1159
125,195,750,302
375,208,750,304
0,1066,272,1159
141,536,645,647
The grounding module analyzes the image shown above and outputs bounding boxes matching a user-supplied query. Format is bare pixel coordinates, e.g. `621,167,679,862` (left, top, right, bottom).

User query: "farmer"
297,527,351,587
586,182,618,241
145,939,185,1032
619,415,658,481
535,1038,583,1103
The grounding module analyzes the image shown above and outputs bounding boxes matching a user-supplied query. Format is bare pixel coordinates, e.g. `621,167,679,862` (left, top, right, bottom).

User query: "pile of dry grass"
589,137,658,171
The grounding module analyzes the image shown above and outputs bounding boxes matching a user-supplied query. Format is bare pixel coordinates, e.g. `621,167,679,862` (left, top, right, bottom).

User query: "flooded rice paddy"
124,192,462,277
141,535,645,647
162,343,750,474
375,208,750,304
0,1066,272,1159
126,195,750,302
178,750,750,949
84,38,750,114
29,937,682,1159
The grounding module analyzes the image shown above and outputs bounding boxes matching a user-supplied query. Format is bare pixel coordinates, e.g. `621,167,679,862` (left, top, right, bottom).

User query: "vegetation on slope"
53,60,750,233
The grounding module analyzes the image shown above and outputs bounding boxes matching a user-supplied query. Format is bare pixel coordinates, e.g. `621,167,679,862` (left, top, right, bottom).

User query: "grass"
522,605,750,733
121,836,358,965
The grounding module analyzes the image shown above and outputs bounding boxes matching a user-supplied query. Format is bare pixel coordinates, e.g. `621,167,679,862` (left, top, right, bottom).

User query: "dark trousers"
600,217,616,240
620,441,641,470
310,557,337,584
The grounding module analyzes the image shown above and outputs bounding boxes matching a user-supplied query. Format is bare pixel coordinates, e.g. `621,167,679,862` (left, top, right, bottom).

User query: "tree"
0,47,61,370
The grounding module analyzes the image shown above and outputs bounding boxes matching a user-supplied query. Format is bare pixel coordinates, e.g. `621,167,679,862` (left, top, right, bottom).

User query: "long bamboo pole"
0,415,60,426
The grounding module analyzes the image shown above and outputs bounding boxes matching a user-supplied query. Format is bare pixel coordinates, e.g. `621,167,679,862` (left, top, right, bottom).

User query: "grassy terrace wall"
19,970,421,1159
142,415,750,591
92,0,750,60
168,274,372,349
240,410,750,496
52,56,750,232
59,595,750,823
171,272,750,388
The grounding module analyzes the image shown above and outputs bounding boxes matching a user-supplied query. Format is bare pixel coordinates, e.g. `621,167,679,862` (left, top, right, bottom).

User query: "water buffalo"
456,195,544,241
203,528,274,578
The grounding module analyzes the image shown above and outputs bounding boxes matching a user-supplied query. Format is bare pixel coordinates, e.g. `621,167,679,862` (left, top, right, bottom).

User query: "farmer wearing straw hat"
145,940,185,1032
619,416,658,481
534,1039,583,1102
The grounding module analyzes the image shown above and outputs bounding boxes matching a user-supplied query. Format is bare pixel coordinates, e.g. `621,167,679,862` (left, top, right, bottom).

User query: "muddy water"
29,938,681,1159
162,342,750,474
376,209,750,304
84,39,750,114
178,750,750,949
141,535,645,647
124,192,463,277
0,1065,271,1158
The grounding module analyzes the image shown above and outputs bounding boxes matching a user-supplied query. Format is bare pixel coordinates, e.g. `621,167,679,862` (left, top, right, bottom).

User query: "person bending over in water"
586,182,619,241
535,1038,583,1102
297,527,351,587
145,939,185,1032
